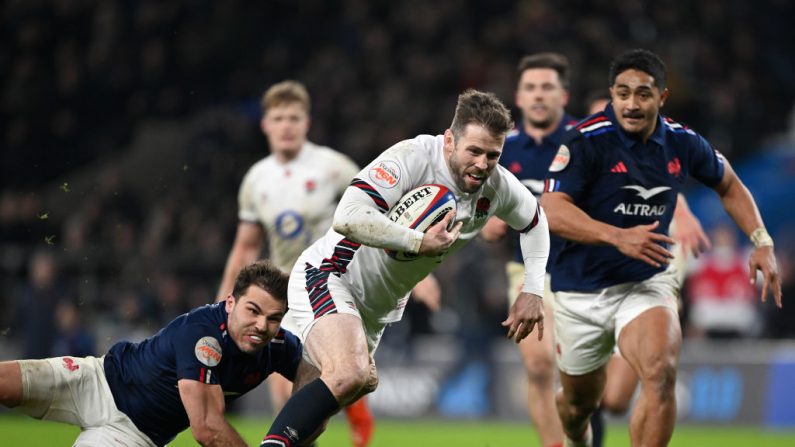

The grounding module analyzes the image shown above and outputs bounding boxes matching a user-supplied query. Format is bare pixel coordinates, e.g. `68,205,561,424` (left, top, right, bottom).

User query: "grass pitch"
1,413,794,446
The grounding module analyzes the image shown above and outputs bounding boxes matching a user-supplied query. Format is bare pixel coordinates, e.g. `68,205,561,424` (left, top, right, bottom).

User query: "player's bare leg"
0,361,23,407
618,307,681,447
518,300,564,446
556,366,606,447
275,345,374,447
602,354,638,415
263,313,375,447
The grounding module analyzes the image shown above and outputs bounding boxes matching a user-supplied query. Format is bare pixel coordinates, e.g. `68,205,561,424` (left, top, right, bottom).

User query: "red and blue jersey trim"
350,178,389,212
576,114,614,137
304,238,362,320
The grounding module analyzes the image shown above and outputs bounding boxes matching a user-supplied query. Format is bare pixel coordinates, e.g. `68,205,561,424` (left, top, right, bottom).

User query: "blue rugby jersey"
545,104,724,292
500,114,578,268
103,302,302,446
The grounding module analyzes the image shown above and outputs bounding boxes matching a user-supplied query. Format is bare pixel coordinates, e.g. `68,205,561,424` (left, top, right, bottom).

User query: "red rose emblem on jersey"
475,197,491,219
305,179,316,192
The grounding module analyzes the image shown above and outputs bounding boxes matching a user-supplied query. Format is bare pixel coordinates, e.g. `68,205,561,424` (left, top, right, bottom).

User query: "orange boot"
345,397,374,447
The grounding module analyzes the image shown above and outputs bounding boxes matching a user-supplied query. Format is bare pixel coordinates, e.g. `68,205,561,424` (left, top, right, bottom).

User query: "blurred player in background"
216,80,374,447
0,261,300,447
261,89,550,447
541,49,782,447
480,52,575,447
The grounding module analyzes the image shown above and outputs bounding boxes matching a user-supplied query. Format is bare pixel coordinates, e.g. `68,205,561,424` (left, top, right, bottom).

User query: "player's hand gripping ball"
385,184,457,261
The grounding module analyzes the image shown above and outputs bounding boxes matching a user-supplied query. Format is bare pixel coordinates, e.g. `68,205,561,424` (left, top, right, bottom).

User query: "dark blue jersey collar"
605,102,666,148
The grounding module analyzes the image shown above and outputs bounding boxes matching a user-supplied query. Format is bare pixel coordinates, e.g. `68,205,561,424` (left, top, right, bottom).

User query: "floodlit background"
2,0,795,443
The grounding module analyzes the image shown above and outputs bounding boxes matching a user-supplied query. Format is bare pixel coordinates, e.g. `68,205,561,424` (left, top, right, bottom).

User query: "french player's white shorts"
281,263,388,363
553,267,680,376
16,356,156,447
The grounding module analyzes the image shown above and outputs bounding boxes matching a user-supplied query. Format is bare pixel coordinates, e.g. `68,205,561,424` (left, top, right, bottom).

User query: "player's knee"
640,357,677,399
523,354,555,384
325,361,372,400
556,388,599,423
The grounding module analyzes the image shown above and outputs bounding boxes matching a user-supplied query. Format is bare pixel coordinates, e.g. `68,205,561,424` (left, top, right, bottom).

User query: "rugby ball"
385,184,457,261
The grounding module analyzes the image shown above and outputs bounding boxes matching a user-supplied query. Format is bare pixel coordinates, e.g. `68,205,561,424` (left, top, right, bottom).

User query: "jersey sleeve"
270,330,303,381
543,130,596,201
172,322,223,385
237,164,260,223
687,134,725,188
348,139,429,212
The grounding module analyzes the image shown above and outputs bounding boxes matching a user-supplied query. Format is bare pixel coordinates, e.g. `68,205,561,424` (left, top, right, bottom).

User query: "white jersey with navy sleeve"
237,141,359,272
290,134,542,330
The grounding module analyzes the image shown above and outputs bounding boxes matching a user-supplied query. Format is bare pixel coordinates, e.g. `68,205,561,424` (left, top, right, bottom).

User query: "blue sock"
590,406,605,447
261,378,340,447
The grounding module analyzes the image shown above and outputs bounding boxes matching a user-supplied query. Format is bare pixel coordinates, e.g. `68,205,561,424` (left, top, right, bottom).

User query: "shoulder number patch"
548,145,570,172
195,336,222,367
368,160,401,189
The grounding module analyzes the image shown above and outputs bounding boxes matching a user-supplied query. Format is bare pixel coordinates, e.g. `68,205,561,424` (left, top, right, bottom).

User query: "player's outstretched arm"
672,194,711,258
541,191,676,268
712,160,782,307
178,379,248,447
217,222,264,302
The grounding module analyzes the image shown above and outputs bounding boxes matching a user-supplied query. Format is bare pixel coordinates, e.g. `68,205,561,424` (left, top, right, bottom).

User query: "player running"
261,89,550,447
541,49,782,447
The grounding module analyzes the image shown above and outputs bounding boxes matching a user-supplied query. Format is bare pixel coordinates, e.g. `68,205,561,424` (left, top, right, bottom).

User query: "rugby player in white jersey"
261,89,550,447
216,80,376,447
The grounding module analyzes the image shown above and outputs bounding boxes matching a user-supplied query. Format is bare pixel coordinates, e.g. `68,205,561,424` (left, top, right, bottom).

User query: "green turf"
1,413,794,446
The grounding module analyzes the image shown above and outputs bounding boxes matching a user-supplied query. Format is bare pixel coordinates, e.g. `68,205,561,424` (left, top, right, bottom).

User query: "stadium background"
2,0,795,445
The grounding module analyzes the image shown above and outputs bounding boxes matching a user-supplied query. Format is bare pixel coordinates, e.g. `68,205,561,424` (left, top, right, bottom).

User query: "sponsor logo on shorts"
195,336,223,367
62,357,79,372
369,160,400,189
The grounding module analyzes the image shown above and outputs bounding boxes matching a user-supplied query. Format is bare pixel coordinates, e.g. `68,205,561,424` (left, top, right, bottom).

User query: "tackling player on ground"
260,89,550,447
0,261,300,447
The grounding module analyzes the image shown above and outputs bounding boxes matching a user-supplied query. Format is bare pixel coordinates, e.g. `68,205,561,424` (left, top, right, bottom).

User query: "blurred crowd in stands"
2,0,795,358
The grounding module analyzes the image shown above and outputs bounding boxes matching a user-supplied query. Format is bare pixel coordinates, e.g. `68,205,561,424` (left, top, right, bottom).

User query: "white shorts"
553,268,680,376
283,263,388,360
17,356,156,447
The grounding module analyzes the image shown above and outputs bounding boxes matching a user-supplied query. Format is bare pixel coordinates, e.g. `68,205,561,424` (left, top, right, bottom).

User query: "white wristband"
750,227,774,248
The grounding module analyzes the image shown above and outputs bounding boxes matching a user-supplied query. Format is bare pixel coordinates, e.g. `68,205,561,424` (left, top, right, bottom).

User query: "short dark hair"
231,260,289,303
517,52,570,89
450,89,513,140
608,49,667,89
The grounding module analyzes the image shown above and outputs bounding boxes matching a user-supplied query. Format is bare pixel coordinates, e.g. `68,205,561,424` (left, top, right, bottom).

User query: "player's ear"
659,88,669,107
443,129,454,154
225,294,236,312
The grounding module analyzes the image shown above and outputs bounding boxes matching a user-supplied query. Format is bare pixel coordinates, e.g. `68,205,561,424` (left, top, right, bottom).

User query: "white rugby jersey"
237,141,359,271
294,134,546,323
